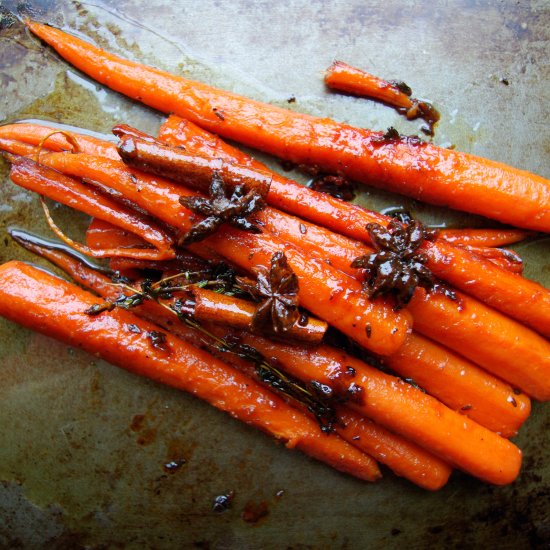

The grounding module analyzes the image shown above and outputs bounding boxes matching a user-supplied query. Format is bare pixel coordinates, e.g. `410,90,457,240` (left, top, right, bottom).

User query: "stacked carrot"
0,21,548,489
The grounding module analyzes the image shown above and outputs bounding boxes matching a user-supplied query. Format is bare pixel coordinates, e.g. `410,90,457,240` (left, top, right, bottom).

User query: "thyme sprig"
106,271,338,432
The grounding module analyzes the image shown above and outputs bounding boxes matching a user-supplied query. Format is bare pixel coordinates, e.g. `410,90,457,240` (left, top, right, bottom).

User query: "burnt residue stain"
241,500,269,524
129,413,158,446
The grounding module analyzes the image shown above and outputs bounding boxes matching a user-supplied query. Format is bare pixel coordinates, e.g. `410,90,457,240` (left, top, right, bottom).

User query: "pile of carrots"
0,20,548,490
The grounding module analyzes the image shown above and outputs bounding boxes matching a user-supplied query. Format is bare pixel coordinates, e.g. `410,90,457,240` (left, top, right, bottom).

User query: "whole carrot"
26,21,550,232
13,234,451,490
0,260,381,482
156,116,550,336
35,152,411,356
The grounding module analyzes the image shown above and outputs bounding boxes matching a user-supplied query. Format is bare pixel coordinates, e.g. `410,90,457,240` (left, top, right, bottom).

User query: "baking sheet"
0,1,549,548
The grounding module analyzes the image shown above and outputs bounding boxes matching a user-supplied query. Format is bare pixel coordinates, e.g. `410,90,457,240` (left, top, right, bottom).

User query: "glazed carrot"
157,116,550,336
384,334,531,436
36,152,411,356
26,21,550,231
85,217,153,251
8,157,175,260
0,122,119,159
188,286,327,344
438,228,531,248
12,235,451,490
324,61,440,133
217,331,522,485
0,260,381,481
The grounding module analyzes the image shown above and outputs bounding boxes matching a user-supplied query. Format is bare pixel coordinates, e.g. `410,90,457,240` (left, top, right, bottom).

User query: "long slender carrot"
25,21,550,232
8,157,175,260
438,228,532,248
1,119,547,334
0,122,119,159
324,61,440,133
156,115,550,336
12,235,451,490
0,260,381,481
35,152,411,356
153,119,550,402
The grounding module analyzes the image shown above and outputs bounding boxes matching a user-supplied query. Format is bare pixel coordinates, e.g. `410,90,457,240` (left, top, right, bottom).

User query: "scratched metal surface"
0,0,549,548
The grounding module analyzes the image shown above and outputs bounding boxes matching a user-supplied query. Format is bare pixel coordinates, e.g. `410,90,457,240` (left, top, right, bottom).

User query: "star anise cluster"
239,251,300,334
351,216,437,310
179,172,267,245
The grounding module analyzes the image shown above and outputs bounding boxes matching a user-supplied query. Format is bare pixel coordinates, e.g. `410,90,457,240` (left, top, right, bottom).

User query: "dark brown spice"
351,216,438,309
240,252,300,334
148,330,167,349
127,323,141,333
365,324,372,338
84,302,114,315
212,107,225,120
461,404,473,411
179,172,267,245
287,96,296,103
299,223,307,234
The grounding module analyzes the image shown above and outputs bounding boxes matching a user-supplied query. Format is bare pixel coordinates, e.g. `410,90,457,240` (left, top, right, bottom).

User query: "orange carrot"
13,234,451,490
188,286,327,344
157,115,550,336
8,157,175,260
85,217,152,250
324,61,440,133
0,122,119,159
0,260,381,481
35,152,411,356
438,228,531,248
26,21,550,232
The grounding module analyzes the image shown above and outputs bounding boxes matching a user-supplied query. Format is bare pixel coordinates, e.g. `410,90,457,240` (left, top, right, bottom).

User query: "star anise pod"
239,251,300,334
179,172,267,245
351,217,437,310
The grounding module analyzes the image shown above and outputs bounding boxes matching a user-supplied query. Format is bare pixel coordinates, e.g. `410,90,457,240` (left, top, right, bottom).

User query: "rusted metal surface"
0,1,548,548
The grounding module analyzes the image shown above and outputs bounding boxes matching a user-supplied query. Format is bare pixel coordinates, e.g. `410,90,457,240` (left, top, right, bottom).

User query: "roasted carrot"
0,122,119,159
26,21,550,232
156,115,550,337
0,260,381,481
12,234,451,490
438,228,531,248
85,217,153,251
216,331,522,485
188,286,327,344
324,61,440,133
35,152,411,356
8,157,175,260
